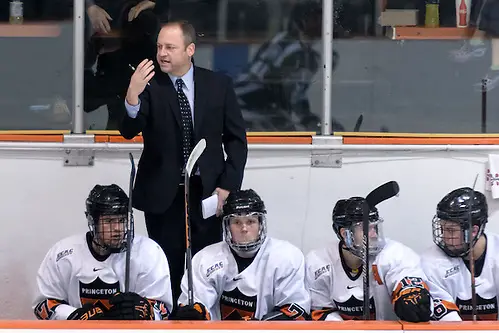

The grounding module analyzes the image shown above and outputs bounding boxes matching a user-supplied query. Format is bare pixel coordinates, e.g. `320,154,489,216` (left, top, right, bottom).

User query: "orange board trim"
3,133,499,145
0,320,402,330
0,23,62,38
1,321,499,330
0,134,64,143
0,134,312,145
401,321,499,331
343,137,499,145
389,27,476,40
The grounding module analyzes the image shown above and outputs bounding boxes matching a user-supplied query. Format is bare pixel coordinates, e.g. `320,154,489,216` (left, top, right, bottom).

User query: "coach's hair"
163,20,197,47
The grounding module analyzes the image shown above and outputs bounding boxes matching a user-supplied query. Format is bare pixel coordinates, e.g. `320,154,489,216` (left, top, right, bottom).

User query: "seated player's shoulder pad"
305,247,330,268
51,234,83,263
134,235,163,254
379,239,419,263
268,240,305,273
421,245,455,268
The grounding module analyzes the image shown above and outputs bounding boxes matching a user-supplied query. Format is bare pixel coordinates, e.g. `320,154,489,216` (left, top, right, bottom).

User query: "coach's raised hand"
126,59,155,106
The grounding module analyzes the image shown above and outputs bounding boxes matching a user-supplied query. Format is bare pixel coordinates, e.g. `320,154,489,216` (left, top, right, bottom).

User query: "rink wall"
3,131,499,319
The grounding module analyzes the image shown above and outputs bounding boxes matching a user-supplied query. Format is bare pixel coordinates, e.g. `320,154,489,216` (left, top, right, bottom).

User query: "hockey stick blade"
354,114,364,132
127,153,136,217
365,181,400,208
125,153,136,293
185,139,206,177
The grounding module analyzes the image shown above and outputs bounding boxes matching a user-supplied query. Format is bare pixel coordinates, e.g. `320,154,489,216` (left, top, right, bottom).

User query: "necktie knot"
176,78,184,90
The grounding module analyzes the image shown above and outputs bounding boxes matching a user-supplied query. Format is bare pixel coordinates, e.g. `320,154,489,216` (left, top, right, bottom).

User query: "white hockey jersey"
33,233,173,320
177,237,311,320
306,238,430,320
422,232,499,321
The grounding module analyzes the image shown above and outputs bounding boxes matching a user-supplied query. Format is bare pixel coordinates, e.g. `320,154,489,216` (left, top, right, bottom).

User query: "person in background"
449,0,499,92
233,0,324,132
83,0,168,129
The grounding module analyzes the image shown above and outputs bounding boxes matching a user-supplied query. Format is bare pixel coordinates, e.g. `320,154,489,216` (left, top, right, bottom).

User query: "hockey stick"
184,139,207,305
361,199,370,320
482,79,487,133
354,114,364,132
361,180,400,319
365,181,400,207
468,174,479,321
125,152,136,293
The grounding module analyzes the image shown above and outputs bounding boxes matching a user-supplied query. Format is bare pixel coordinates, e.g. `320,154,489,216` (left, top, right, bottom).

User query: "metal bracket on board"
310,136,343,168
63,134,95,166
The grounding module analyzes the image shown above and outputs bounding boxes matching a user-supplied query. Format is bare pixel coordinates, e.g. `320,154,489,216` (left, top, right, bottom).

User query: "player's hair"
163,20,197,47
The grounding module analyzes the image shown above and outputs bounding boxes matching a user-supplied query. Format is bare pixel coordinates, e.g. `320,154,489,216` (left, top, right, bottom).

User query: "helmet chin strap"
92,238,111,255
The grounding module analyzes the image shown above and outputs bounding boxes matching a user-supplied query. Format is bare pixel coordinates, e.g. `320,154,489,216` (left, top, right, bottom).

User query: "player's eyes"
101,218,126,224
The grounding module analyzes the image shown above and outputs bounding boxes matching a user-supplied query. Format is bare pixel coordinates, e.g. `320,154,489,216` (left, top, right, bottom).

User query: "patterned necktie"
176,78,194,167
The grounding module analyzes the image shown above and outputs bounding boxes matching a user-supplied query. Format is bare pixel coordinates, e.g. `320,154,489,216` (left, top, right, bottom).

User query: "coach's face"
156,25,195,76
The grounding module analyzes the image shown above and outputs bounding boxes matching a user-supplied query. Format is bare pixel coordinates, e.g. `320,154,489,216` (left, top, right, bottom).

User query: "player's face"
351,221,380,243
440,220,465,249
156,25,195,75
344,220,386,256
229,215,260,245
97,214,126,248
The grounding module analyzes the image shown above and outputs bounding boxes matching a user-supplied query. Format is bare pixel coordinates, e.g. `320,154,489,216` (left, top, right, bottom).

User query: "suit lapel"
157,72,181,128
194,67,207,137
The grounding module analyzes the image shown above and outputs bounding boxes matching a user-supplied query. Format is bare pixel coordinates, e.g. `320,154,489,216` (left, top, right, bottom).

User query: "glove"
67,303,106,320
394,287,431,322
106,292,155,320
170,303,210,320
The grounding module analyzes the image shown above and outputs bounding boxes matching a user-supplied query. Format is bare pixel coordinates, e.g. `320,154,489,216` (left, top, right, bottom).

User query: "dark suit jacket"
119,66,248,214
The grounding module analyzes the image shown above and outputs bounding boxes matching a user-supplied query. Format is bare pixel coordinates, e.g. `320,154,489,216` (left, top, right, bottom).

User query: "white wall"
2,141,499,319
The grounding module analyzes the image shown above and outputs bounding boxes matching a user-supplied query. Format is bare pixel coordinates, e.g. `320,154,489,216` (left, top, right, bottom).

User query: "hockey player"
170,189,311,321
422,187,497,321
306,197,432,322
33,184,173,320
233,0,325,132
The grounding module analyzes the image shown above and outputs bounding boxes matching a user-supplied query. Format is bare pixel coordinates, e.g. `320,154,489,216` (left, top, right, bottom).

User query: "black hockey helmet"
332,197,385,257
222,189,267,216
222,189,267,254
433,187,488,257
85,184,129,253
332,197,379,238
288,0,322,38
